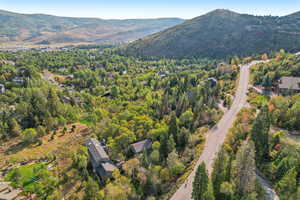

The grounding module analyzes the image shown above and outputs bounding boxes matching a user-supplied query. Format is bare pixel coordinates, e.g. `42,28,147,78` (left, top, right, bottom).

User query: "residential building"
0,84,5,94
0,182,22,200
12,77,24,84
278,76,300,95
85,138,117,181
130,139,152,154
207,77,218,87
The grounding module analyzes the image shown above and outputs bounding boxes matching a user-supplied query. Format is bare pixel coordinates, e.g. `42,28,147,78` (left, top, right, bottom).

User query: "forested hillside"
123,9,300,59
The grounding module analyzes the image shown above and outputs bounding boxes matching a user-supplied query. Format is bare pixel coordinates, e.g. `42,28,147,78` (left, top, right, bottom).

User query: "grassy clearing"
5,163,46,192
282,134,300,147
0,123,89,165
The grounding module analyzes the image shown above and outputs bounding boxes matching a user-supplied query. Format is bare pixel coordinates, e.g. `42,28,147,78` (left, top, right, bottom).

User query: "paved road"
256,172,280,200
170,61,264,200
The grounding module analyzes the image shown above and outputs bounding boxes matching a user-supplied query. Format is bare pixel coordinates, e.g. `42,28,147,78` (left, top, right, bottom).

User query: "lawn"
5,163,46,192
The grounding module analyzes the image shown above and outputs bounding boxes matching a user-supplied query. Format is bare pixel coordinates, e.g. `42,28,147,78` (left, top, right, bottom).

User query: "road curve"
256,172,280,200
170,61,263,200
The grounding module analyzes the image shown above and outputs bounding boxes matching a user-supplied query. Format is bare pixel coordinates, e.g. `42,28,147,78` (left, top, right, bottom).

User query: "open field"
0,123,90,168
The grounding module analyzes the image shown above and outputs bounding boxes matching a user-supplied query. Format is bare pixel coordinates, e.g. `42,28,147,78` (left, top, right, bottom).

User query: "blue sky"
1,0,299,19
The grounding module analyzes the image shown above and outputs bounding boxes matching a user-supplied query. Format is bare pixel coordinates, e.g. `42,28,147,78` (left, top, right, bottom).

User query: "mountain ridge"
122,9,300,58
0,9,184,45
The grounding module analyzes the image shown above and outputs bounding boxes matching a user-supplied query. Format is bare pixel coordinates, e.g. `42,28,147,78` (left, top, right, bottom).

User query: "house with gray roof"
278,76,300,95
0,84,5,94
85,138,117,181
0,182,22,200
207,77,218,87
130,139,152,154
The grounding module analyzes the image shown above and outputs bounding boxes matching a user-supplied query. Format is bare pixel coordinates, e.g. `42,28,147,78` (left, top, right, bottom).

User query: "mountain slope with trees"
0,9,184,45
123,9,300,59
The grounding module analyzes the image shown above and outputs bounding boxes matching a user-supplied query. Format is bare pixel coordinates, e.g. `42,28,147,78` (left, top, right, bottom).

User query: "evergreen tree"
211,148,230,199
169,112,179,147
192,162,209,200
250,106,270,164
8,118,21,137
159,131,169,160
232,140,256,196
204,180,216,200
84,176,100,200
276,167,297,198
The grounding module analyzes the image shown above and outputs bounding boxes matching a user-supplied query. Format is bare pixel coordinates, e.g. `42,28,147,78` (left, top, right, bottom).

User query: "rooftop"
86,138,109,164
0,182,22,200
101,161,117,172
278,76,300,90
130,139,152,154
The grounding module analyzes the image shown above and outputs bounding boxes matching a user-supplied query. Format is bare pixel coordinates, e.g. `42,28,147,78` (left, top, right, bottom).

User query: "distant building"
207,77,218,87
17,67,28,74
217,62,228,68
278,76,300,95
0,84,5,94
86,138,117,181
158,71,169,78
130,139,152,154
12,77,24,84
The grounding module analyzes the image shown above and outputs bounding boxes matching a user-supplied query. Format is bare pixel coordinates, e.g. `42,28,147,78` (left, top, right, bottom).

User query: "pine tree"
232,140,256,196
84,176,100,200
159,131,169,160
192,162,209,200
250,106,270,164
204,180,216,200
276,167,297,198
211,148,230,199
169,112,179,147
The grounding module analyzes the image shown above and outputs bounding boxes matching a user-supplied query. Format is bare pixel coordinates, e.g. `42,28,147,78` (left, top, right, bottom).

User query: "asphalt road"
170,61,264,200
256,172,280,200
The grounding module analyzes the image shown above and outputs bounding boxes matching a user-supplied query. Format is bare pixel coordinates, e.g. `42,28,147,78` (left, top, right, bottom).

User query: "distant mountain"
0,10,184,45
122,9,300,58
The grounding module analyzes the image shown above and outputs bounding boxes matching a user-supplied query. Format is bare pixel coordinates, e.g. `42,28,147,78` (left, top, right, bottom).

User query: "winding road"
170,60,276,200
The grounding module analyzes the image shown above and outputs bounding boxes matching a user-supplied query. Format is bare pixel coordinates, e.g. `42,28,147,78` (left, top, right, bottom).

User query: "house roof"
0,183,9,192
217,62,228,67
86,138,109,163
101,161,117,172
130,139,152,153
207,77,218,83
0,183,22,200
95,161,117,179
279,76,300,90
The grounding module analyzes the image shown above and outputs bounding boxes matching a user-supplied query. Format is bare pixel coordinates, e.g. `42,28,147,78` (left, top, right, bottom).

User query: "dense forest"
0,47,239,199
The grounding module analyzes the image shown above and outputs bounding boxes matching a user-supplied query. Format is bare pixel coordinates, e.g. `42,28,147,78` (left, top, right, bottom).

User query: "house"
130,139,152,154
12,77,24,84
0,182,22,200
278,76,300,94
158,71,168,78
85,138,117,181
217,62,228,68
207,78,218,87
0,84,5,94
17,67,28,74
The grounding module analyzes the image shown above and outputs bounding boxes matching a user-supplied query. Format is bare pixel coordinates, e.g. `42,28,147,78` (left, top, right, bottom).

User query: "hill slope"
123,9,300,58
0,10,184,45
